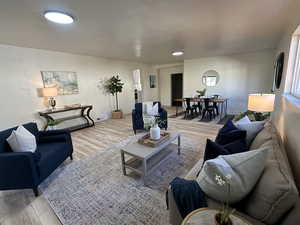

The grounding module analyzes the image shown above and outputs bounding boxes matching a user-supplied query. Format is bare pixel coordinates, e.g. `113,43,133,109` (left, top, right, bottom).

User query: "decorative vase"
150,124,161,140
215,213,233,225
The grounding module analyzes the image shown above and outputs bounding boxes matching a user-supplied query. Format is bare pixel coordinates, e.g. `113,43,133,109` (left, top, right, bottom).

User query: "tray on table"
138,132,170,147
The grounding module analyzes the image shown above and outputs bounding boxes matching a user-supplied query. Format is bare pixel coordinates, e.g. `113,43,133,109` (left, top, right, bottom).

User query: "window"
291,37,300,98
203,76,217,87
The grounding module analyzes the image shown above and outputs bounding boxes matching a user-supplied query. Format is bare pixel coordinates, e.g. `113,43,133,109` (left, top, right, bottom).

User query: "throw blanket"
168,177,207,218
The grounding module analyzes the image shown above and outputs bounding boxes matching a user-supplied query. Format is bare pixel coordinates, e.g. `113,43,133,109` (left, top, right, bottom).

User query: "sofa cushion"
241,125,299,225
250,123,272,150
197,148,269,204
37,142,70,181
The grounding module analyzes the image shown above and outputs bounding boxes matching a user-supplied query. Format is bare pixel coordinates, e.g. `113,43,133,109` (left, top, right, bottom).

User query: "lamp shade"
248,94,275,112
42,87,58,97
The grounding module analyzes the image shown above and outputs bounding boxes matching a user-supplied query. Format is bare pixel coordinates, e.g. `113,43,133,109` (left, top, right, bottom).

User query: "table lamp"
42,87,58,110
248,93,275,121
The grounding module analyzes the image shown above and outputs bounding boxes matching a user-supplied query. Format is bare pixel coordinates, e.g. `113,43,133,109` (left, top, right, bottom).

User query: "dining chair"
201,98,216,120
184,98,197,119
212,95,220,116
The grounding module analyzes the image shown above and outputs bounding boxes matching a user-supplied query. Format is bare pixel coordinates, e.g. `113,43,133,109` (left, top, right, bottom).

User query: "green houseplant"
104,75,124,119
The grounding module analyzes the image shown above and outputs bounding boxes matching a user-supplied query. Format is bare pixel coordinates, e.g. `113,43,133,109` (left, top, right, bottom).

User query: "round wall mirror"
274,52,284,89
202,70,220,87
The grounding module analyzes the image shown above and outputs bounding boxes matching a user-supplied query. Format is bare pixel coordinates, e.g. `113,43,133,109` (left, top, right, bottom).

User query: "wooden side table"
181,208,252,225
39,105,95,132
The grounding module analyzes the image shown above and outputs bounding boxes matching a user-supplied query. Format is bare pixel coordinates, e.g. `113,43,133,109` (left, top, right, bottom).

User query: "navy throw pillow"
204,139,248,162
203,139,230,162
215,120,247,145
224,139,248,154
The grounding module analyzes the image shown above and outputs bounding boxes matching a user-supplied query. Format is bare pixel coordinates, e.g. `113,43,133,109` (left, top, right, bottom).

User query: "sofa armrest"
0,152,39,189
38,130,73,155
168,186,184,225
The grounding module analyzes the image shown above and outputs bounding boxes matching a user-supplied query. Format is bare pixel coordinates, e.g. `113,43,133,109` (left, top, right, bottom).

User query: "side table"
181,208,252,225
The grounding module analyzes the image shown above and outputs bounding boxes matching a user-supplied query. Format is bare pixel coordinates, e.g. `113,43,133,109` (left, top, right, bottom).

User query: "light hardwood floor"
0,116,220,225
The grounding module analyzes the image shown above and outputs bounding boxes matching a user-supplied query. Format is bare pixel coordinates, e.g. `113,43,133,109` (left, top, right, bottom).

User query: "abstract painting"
41,71,79,95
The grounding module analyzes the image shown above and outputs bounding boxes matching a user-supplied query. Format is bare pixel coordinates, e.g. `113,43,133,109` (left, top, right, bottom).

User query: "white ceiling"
0,0,296,64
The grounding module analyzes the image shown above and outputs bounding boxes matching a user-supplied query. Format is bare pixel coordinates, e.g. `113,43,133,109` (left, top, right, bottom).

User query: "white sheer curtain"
291,37,300,98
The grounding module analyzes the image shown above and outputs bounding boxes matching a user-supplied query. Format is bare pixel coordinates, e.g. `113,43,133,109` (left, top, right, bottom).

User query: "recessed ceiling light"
44,11,74,24
172,51,184,56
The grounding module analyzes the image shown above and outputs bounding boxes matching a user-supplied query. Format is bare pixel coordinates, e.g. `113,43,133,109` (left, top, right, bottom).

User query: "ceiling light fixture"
44,11,74,24
172,51,184,56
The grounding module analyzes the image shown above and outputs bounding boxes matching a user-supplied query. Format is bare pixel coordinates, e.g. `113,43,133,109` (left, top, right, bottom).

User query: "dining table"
173,97,228,122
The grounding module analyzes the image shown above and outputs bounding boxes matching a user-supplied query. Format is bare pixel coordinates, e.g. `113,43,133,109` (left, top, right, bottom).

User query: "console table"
39,105,95,132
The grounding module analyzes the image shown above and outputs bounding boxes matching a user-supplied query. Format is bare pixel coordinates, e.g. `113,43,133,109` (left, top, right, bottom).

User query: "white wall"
183,50,275,114
0,44,158,130
158,65,184,106
272,5,300,188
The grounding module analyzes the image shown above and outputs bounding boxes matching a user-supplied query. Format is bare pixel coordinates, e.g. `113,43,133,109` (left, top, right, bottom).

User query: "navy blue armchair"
132,101,168,134
0,123,73,196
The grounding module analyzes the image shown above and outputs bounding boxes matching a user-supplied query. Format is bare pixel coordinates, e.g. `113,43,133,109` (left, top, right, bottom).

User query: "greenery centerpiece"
46,120,60,130
196,88,206,97
234,110,270,122
215,174,235,225
103,75,124,119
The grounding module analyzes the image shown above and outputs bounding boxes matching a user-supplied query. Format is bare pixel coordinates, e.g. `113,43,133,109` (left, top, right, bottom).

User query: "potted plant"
46,120,60,130
104,75,124,119
214,174,235,225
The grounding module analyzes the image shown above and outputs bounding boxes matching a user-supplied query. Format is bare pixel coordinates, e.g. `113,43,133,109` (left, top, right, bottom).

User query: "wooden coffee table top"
121,132,180,160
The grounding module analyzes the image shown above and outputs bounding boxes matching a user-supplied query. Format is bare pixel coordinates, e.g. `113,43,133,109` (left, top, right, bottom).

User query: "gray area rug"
40,135,204,225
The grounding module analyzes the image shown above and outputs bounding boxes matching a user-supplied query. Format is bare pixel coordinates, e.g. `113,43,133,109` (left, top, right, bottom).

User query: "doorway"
171,73,183,106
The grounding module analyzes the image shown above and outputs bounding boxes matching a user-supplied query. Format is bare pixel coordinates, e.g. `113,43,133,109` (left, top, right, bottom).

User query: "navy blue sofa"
0,122,73,196
132,101,168,134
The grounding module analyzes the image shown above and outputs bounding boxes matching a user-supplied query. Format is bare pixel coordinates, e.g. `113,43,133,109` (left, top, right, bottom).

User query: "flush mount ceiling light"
44,11,74,24
172,51,184,56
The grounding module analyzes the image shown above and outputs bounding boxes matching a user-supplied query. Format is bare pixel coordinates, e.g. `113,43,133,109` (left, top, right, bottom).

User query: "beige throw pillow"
6,125,37,153
196,148,269,204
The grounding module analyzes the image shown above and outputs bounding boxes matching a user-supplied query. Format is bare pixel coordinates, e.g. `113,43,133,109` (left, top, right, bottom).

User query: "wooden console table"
39,105,95,132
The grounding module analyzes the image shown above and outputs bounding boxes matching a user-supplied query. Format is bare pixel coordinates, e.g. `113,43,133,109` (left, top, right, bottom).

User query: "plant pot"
112,111,123,119
150,125,161,140
215,213,233,225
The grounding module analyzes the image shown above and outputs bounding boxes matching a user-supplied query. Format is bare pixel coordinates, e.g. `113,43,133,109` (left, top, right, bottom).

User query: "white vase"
150,124,161,140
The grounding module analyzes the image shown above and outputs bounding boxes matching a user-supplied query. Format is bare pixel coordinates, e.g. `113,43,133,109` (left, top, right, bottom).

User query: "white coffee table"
120,132,181,185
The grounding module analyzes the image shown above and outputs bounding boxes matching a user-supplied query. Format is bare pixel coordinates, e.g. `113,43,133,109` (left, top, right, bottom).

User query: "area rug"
40,135,204,225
